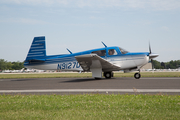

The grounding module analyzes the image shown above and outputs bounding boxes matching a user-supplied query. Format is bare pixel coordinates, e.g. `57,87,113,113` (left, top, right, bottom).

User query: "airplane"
24,36,159,79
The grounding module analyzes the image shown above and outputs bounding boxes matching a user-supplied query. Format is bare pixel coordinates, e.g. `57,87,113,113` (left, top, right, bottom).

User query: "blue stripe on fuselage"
24,46,149,66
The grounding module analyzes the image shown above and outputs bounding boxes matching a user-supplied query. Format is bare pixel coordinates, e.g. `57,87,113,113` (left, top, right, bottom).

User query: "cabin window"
91,50,106,56
108,49,117,55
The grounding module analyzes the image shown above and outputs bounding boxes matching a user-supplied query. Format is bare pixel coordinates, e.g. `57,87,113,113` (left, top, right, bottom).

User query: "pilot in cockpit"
108,49,115,55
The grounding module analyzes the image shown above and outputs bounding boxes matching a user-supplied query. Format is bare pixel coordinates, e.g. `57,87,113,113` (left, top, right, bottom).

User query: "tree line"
0,59,180,71
0,59,24,71
152,60,180,69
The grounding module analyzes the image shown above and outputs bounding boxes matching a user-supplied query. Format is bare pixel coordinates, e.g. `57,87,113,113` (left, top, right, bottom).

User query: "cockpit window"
91,50,106,56
119,47,128,54
108,49,117,55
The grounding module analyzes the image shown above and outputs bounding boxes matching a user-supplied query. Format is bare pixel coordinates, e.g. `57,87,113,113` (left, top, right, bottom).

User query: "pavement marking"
0,89,180,93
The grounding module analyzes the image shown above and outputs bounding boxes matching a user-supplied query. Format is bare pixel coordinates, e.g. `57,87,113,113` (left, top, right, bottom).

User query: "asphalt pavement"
0,77,180,95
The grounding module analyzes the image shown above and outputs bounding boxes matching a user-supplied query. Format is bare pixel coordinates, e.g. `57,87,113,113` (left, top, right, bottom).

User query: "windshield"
119,47,129,54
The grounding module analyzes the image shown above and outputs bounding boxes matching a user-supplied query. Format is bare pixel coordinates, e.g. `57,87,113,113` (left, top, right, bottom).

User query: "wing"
75,54,121,72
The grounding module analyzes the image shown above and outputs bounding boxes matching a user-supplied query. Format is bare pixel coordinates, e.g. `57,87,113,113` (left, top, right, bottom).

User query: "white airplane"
24,36,159,79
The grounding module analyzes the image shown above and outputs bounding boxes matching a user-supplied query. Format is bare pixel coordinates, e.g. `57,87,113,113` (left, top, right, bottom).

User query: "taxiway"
0,77,180,94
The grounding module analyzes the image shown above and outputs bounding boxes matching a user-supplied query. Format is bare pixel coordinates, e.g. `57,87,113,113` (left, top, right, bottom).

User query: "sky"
0,0,180,62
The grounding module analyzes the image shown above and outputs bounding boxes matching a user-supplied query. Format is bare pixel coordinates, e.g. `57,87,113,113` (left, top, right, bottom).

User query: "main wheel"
104,72,113,79
134,73,141,79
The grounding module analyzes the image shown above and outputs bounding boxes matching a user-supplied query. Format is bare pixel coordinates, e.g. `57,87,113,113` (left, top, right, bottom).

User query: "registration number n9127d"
57,62,80,70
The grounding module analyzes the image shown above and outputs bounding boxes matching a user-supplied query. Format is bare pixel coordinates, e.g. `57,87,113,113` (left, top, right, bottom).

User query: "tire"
134,73,141,79
104,72,112,79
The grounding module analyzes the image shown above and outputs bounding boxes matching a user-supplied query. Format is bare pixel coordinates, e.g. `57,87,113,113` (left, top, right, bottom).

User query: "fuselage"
24,46,150,72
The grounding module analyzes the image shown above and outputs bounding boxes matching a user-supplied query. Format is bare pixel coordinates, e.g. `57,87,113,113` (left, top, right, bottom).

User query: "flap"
75,54,121,72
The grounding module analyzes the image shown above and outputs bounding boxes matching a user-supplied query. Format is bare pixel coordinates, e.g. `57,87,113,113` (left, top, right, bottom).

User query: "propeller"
149,42,159,72
149,42,153,70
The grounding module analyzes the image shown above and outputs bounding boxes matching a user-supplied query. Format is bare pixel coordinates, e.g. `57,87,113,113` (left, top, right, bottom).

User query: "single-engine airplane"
24,36,159,79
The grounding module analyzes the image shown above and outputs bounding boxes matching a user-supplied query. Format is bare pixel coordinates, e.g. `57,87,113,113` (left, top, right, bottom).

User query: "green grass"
0,94,179,120
0,72,92,79
0,72,180,79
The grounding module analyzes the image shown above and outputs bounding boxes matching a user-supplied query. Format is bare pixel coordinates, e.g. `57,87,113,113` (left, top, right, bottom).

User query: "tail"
25,36,46,62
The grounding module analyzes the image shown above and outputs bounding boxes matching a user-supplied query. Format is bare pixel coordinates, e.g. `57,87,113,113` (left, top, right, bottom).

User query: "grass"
0,94,179,120
0,72,92,79
0,72,180,79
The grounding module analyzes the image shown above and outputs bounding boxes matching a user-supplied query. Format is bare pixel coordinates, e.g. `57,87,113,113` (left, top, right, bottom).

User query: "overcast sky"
0,0,180,62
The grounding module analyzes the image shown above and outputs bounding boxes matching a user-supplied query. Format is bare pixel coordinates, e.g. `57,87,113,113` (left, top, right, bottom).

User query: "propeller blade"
151,59,154,69
149,42,152,54
151,59,155,73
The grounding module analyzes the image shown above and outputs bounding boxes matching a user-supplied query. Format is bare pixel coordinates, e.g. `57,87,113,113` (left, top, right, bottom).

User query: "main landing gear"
104,72,114,79
134,72,141,79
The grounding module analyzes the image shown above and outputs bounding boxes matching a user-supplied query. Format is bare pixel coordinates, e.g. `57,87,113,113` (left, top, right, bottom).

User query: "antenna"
101,41,107,48
66,48,72,54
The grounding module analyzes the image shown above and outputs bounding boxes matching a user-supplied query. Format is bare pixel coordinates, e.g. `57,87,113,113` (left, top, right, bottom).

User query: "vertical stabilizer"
25,36,46,61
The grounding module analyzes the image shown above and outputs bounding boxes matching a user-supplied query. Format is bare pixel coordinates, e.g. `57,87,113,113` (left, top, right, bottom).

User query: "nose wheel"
134,72,141,79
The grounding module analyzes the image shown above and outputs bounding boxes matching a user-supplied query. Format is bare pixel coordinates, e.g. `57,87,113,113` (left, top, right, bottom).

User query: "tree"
12,61,24,70
0,59,24,70
152,60,164,69
0,59,7,70
161,62,165,69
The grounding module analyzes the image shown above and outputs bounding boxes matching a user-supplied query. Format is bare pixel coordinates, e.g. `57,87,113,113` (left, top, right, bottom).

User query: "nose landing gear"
134,72,141,79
